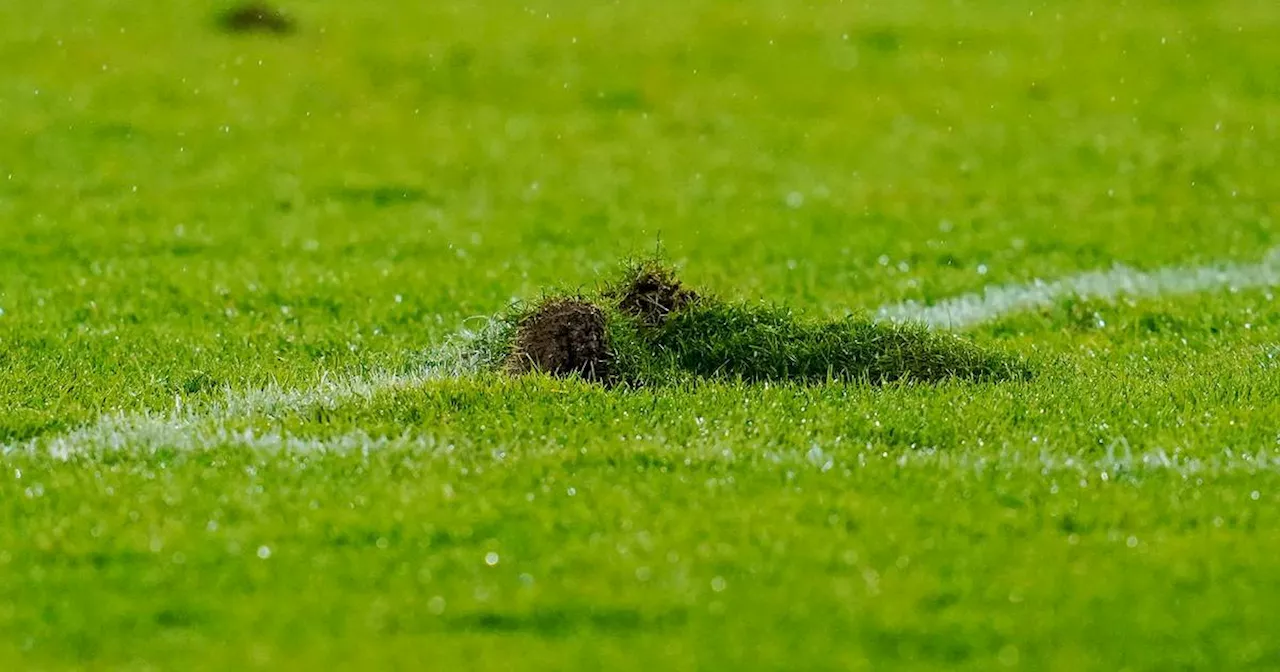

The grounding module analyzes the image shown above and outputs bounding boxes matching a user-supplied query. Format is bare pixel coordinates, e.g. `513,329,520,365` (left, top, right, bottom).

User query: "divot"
507,299,612,383
611,262,698,328
487,259,1025,386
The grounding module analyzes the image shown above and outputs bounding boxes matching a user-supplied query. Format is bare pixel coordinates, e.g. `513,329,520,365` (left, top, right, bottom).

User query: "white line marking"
792,439,1280,477
876,247,1280,329
2,324,498,458
24,369,448,459
7,248,1280,455
28,422,1280,479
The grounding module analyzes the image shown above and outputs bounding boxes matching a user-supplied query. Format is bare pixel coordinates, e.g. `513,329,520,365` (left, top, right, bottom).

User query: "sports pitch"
2,1,1279,669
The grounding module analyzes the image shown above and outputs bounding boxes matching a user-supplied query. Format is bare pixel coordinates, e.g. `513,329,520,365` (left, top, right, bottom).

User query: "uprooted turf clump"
653,302,1020,384
482,260,1027,386
506,299,613,383
610,261,699,327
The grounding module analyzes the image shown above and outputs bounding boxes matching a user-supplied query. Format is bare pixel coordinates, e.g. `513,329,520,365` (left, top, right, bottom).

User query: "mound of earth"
507,299,612,383
484,259,1028,387
218,2,296,35
612,265,697,327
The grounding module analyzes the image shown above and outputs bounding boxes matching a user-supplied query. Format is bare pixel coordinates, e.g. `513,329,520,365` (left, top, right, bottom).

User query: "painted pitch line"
8,248,1280,456
27,421,1280,477
876,247,1280,329
25,367,451,460
796,441,1280,477
3,329,490,458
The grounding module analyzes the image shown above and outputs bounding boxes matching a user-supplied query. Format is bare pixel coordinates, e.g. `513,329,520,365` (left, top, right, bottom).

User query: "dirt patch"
218,2,296,35
508,299,612,382
615,268,697,328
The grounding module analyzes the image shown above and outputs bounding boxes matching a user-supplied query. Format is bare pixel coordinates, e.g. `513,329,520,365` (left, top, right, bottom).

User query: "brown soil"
615,269,697,328
218,2,296,35
508,299,612,382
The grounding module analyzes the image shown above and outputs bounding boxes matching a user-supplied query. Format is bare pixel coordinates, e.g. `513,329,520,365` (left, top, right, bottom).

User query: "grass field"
3,0,1280,669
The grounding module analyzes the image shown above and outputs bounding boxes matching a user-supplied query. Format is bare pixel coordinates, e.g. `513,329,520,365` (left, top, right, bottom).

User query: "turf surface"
3,0,1280,669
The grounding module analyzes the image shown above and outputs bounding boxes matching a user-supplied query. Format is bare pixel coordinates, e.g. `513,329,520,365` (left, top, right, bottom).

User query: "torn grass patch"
506,299,613,383
474,260,1027,386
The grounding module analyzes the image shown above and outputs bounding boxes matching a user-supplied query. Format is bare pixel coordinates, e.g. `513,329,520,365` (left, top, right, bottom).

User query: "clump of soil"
492,258,1027,387
508,299,612,382
614,267,697,328
218,2,296,35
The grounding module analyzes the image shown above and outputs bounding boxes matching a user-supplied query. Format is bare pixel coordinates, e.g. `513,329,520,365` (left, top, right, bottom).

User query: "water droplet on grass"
484,552,500,566
257,545,272,559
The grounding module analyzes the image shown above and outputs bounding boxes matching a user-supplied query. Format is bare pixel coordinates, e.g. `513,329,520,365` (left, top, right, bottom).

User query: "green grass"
3,0,1280,669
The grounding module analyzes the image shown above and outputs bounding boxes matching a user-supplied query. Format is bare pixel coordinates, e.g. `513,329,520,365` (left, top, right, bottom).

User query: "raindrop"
257,545,272,559
484,552,500,566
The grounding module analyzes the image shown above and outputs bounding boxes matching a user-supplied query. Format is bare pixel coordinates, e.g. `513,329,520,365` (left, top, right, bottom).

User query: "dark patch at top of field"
328,185,434,208
610,262,698,328
851,28,901,53
90,123,141,140
585,88,649,112
217,2,296,35
445,606,686,636
508,299,613,384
